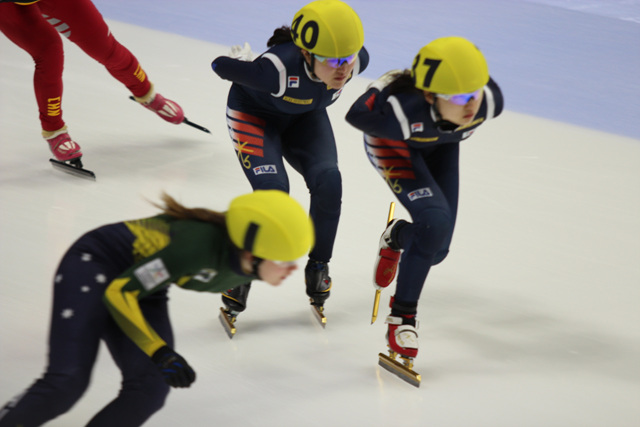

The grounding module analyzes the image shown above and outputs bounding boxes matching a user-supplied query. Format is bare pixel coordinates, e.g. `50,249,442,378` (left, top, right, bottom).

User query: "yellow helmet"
227,190,315,262
411,36,489,94
291,0,364,58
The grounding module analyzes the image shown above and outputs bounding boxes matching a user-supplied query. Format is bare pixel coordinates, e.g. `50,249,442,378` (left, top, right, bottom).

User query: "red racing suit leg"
0,2,65,132
37,0,152,98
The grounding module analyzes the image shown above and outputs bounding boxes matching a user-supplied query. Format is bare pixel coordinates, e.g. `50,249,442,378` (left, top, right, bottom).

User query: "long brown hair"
153,193,226,226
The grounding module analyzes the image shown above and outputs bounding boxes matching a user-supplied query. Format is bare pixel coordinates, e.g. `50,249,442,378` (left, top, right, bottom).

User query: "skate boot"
134,84,185,125
305,259,332,327
374,219,407,289
378,297,421,387
385,314,418,360
305,259,332,307
44,127,95,178
219,283,251,338
44,126,82,164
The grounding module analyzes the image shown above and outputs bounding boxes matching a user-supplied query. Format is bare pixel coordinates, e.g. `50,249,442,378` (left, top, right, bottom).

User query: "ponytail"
388,70,420,95
154,193,226,226
267,26,293,47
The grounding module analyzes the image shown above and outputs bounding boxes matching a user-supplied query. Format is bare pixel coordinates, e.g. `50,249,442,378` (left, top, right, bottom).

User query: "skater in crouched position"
211,0,368,324
0,0,185,171
346,37,504,364
0,190,313,427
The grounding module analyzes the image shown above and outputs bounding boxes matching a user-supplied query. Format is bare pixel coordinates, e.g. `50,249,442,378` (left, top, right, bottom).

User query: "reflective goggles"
272,260,297,268
436,89,482,106
313,52,358,68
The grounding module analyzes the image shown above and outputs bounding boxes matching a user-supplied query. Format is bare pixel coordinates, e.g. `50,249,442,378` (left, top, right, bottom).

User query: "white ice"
1,2,639,427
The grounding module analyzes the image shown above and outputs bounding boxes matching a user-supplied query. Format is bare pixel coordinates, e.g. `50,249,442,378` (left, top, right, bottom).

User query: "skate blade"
183,117,211,133
127,96,210,133
378,352,421,388
50,158,96,180
310,302,327,328
218,307,237,339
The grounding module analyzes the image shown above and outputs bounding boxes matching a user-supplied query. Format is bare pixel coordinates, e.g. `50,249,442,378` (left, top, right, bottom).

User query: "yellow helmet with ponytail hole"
411,36,489,94
227,190,315,262
291,0,364,58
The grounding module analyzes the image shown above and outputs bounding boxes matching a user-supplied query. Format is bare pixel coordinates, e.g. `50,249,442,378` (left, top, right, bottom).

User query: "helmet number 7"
412,56,441,88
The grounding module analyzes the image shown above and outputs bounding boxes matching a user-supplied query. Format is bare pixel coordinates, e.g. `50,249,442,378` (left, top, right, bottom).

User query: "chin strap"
303,53,320,80
308,53,316,74
434,119,459,132
430,103,458,133
251,256,264,279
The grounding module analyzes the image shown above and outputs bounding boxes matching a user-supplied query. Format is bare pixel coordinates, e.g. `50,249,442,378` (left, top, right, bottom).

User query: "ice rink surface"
1,1,639,426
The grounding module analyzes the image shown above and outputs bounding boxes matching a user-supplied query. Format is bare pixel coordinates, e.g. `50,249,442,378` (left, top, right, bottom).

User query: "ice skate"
371,202,398,324
305,259,331,327
218,283,251,338
378,313,421,387
134,85,185,124
44,127,95,179
378,296,421,387
374,218,407,289
131,85,210,133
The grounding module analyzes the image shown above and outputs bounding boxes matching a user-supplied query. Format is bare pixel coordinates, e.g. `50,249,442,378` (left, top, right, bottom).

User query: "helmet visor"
272,260,297,268
313,51,358,68
436,89,482,106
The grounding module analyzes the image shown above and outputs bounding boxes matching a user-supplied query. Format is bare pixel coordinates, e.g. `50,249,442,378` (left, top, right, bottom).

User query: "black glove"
151,346,196,388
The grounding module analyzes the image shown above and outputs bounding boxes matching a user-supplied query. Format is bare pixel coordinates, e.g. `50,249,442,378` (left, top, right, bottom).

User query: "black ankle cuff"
389,220,408,250
391,298,417,316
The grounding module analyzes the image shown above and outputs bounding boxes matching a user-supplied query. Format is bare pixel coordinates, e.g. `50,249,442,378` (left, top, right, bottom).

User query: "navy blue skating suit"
346,77,503,304
212,41,369,262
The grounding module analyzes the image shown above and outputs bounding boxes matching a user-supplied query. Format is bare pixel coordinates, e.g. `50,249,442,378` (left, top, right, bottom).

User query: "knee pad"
311,168,342,214
411,208,453,255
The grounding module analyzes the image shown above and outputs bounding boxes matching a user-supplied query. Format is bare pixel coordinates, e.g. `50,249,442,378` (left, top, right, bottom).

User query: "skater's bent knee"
312,168,342,212
433,249,449,265
35,371,91,412
123,377,170,414
412,208,453,253
85,378,169,426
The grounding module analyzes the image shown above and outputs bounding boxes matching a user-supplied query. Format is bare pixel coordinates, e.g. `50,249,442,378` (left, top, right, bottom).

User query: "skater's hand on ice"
368,69,403,92
229,42,254,61
152,346,196,388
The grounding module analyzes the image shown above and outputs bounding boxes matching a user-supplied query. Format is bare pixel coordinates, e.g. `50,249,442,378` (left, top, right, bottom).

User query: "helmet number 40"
291,14,319,50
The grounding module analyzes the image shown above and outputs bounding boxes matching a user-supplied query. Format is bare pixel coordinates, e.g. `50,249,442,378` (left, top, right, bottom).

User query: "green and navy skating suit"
346,77,504,305
212,42,369,262
0,216,251,427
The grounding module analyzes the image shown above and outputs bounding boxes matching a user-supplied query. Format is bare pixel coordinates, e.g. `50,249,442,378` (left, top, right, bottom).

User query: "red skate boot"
374,219,407,289
44,127,82,163
44,127,95,179
385,314,419,359
378,297,421,387
135,84,185,125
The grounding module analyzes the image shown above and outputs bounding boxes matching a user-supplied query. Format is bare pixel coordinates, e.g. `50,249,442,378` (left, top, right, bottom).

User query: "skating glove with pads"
152,346,196,388
229,42,254,61
367,69,403,92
